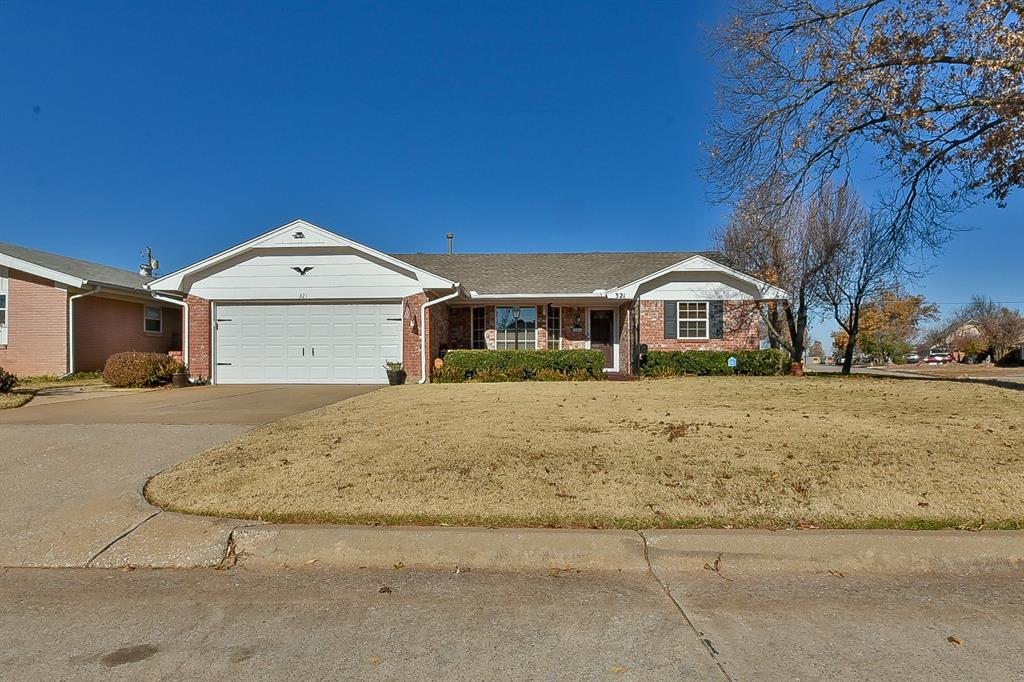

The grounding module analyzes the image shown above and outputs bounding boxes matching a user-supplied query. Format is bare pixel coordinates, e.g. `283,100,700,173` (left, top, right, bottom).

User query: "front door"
590,309,614,368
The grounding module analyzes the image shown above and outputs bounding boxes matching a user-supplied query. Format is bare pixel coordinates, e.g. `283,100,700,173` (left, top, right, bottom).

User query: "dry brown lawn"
0,393,33,409
146,376,1024,529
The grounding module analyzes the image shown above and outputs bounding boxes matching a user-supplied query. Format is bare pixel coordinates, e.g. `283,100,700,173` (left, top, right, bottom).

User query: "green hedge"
438,349,607,382
641,349,790,377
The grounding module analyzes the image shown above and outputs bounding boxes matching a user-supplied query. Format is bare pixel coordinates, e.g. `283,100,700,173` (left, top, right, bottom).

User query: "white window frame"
0,267,7,346
471,306,487,349
677,301,709,340
546,305,561,350
144,305,163,335
495,306,537,350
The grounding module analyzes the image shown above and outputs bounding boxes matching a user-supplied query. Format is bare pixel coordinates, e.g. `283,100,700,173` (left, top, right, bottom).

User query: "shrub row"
102,352,185,388
641,349,791,377
435,349,608,382
0,367,16,393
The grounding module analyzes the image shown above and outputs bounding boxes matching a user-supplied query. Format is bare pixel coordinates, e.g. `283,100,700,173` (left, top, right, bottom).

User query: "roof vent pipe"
446,232,454,254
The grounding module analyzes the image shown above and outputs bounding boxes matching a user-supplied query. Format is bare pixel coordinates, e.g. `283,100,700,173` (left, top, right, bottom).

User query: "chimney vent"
446,232,455,254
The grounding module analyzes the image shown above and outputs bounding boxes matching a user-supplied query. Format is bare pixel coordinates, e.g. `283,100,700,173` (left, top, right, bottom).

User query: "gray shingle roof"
0,242,152,291
393,251,721,294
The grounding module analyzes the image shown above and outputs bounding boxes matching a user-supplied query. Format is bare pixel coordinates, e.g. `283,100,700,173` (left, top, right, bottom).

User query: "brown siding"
186,295,212,379
639,299,760,352
0,270,68,376
73,296,183,371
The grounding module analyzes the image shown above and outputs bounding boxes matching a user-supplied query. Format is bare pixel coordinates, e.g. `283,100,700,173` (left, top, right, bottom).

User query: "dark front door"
590,310,614,368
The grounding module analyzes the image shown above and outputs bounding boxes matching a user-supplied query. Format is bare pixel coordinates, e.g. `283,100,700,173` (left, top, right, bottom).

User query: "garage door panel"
216,302,402,384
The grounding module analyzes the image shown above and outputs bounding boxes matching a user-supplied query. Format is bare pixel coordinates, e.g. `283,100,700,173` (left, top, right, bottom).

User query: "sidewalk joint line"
636,529,733,682
85,510,162,567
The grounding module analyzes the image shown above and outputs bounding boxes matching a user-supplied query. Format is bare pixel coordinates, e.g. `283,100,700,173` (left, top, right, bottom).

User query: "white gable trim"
0,252,86,288
148,219,457,292
605,254,788,300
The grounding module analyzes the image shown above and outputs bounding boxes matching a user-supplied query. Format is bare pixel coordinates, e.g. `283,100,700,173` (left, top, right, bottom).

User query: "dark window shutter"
663,301,677,339
710,300,725,339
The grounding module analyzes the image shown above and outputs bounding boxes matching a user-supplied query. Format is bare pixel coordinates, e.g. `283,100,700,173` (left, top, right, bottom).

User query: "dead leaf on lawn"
947,636,965,646
305,558,319,565
368,656,384,665
611,665,629,673
393,561,405,570
827,569,845,578
918,501,930,507
378,586,392,594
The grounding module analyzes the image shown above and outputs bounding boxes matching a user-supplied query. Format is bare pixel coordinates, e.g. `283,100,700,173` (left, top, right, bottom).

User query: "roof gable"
148,220,458,292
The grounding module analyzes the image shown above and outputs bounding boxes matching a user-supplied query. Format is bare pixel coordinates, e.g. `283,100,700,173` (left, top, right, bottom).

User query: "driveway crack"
85,510,162,567
636,529,733,681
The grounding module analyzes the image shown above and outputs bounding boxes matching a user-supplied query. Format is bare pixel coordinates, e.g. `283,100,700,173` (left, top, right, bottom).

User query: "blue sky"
2,1,1021,343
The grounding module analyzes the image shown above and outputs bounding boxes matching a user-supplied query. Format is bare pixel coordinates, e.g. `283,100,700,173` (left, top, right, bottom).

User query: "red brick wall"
402,292,427,379
73,296,183,371
186,295,212,379
448,307,471,348
0,270,68,376
639,299,760,352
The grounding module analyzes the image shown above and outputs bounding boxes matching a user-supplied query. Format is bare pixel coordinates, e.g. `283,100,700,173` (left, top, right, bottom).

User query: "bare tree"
962,296,1024,362
707,0,1024,249
716,180,846,371
814,187,901,373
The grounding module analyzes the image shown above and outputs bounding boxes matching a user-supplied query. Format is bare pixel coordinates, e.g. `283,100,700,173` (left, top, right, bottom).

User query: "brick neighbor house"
0,242,183,377
148,219,787,384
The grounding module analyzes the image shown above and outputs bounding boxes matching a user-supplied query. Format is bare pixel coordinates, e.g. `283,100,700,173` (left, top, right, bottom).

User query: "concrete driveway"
0,385,380,567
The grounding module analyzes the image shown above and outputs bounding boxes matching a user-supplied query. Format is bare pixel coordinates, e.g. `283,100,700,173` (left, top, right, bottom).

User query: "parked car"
924,351,953,365
905,353,920,364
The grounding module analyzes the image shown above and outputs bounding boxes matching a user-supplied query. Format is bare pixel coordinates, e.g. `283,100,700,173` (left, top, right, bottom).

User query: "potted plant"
383,361,407,386
171,364,190,388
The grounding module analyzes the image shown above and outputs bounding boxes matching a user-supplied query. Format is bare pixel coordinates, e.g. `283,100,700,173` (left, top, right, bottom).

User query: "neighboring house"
148,220,787,384
0,242,183,377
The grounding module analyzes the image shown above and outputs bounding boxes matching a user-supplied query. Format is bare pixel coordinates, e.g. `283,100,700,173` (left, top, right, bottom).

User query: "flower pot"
386,369,407,386
171,372,190,388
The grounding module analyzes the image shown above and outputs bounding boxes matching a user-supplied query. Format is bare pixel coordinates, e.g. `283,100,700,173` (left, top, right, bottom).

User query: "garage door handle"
386,317,402,321
302,348,305,357
217,362,232,366
217,318,232,322
311,347,315,357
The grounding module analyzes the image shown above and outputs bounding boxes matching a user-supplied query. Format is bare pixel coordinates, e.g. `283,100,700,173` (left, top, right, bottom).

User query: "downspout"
150,293,188,367
419,287,462,384
62,286,103,378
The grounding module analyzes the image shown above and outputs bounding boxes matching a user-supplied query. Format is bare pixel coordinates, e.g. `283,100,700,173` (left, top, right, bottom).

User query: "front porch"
434,299,635,374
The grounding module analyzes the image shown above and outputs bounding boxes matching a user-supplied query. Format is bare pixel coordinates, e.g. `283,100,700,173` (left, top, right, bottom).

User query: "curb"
230,526,1024,576
231,525,650,573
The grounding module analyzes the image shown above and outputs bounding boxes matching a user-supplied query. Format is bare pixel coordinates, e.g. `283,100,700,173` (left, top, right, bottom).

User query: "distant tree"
707,0,1024,250
961,296,1024,362
716,180,846,371
808,340,826,360
833,292,939,362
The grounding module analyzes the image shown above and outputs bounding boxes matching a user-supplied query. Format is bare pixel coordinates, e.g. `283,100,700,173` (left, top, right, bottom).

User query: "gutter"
150,293,189,367
419,286,462,384
62,286,103,378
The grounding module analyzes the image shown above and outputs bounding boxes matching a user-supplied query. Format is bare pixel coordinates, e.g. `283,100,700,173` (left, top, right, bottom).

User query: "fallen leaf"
393,562,405,570
918,502,929,507
827,569,844,578
611,665,629,673
379,586,392,594
305,558,319,565
947,636,964,646
368,656,384,665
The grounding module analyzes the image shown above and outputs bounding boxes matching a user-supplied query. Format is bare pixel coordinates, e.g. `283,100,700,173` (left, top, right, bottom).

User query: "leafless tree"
707,0,1024,250
716,180,846,370
962,296,1024,362
814,187,901,373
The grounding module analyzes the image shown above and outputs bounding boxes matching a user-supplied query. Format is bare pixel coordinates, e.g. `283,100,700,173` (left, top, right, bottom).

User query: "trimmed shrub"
534,368,571,381
641,349,790,377
442,349,606,381
431,364,466,383
0,367,16,393
102,352,185,388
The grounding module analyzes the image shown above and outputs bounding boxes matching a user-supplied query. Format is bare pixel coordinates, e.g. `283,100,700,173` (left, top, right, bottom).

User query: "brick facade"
73,295,183,371
0,270,69,376
402,292,427,380
638,299,760,352
185,295,212,379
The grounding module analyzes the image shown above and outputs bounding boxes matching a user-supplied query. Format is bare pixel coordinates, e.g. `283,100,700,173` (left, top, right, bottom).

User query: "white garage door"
214,303,403,384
